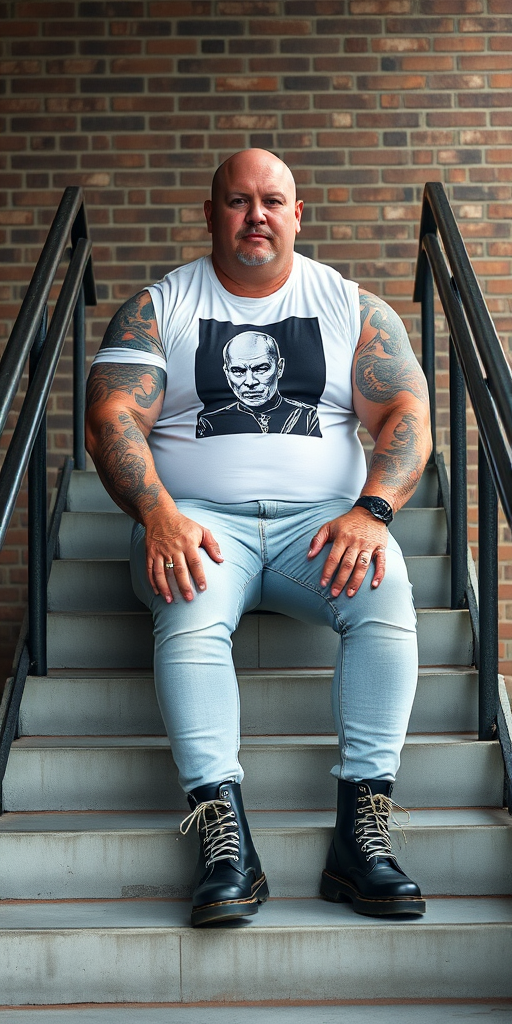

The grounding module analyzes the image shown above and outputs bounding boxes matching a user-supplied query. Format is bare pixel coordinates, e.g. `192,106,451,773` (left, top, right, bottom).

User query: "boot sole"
320,869,426,917
191,874,269,927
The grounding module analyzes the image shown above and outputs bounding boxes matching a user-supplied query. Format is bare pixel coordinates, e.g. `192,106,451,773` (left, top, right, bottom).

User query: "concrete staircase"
1,464,512,1018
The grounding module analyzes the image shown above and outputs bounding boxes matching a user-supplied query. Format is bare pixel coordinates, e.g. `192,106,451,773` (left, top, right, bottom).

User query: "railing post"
449,332,467,609
421,259,436,459
28,306,48,676
478,436,499,740
73,282,86,470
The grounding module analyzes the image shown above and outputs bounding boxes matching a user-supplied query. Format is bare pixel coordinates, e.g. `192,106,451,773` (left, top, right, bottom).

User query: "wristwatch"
353,495,394,526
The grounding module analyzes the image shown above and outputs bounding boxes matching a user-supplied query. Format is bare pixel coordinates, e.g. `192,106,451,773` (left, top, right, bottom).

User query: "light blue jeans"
130,498,418,794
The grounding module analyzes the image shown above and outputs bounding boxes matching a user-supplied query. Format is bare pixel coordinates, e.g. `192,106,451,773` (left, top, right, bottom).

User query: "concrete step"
0,808,510,900
47,554,452,612
57,506,448,560
18,667,479,737
3,734,503,812
0,898,511,1004
66,463,441,514
46,607,474,670
1,1007,511,1024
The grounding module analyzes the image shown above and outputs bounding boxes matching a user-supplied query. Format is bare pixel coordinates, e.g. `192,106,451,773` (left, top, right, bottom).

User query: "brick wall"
1,0,512,681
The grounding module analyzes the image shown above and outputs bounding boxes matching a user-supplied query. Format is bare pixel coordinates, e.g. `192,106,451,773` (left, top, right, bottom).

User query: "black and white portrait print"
195,317,326,438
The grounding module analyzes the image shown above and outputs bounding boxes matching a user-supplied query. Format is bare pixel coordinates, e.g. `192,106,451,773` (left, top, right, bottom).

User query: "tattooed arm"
308,288,431,598
353,288,431,507
85,291,223,603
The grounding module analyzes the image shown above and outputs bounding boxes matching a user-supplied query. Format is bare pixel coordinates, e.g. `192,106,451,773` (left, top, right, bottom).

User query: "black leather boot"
180,780,269,927
320,778,426,916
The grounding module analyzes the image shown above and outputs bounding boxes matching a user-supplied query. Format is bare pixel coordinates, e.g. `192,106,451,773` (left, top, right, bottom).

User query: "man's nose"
245,200,266,224
243,368,258,385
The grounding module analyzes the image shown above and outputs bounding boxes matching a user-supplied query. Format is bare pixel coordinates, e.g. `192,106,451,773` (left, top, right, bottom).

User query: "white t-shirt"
92,253,368,504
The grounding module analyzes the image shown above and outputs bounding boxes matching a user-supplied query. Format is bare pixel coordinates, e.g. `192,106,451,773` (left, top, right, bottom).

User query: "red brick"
150,1,211,11
112,57,180,74
219,1,278,11
372,38,429,52
1,20,39,34
490,36,512,51
114,133,176,150
427,111,486,126
12,77,77,93
350,0,411,10
461,16,512,30
434,35,484,50
249,57,311,72
216,76,278,91
146,40,197,54
0,60,41,74
318,130,378,147
401,56,454,71
358,74,426,90
216,114,278,129
461,54,512,70
250,19,312,34
418,0,483,10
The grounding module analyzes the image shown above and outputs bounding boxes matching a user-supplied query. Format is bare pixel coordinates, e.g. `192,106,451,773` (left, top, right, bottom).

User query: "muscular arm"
85,291,170,524
353,288,432,511
308,288,431,598
85,290,222,601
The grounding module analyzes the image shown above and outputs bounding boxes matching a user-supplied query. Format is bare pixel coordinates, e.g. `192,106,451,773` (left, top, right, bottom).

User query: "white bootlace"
180,798,240,867
355,788,410,860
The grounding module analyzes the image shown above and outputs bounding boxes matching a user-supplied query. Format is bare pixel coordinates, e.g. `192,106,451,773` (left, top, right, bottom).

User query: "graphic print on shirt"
195,316,326,438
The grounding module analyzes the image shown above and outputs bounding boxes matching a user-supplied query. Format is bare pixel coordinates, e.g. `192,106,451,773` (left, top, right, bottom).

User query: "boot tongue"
362,779,393,798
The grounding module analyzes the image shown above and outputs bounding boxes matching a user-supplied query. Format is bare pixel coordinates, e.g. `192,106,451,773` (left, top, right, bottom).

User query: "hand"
307,507,387,598
145,509,223,603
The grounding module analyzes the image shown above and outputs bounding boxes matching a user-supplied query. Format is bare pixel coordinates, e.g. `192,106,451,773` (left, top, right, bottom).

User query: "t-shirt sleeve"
90,283,167,372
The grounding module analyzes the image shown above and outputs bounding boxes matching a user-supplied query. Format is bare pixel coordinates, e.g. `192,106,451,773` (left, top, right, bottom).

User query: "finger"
151,558,173,604
328,546,359,596
171,557,196,601
186,551,208,594
201,528,224,563
345,550,373,598
371,546,386,588
308,523,330,559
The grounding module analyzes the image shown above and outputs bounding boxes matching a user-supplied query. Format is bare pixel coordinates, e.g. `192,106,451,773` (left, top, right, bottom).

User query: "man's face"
204,150,303,287
224,334,284,408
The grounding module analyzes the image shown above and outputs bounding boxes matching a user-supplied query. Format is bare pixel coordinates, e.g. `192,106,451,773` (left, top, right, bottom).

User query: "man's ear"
277,357,285,378
295,200,304,235
204,200,213,234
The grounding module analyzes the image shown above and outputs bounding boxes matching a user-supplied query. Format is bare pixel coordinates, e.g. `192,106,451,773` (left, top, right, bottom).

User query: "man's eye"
230,198,246,206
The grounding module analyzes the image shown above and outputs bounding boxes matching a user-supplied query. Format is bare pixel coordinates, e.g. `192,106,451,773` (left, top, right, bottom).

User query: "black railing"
0,187,96,796
414,182,512,810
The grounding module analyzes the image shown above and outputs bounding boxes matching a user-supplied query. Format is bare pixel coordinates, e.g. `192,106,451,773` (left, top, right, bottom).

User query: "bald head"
211,149,296,201
204,147,303,297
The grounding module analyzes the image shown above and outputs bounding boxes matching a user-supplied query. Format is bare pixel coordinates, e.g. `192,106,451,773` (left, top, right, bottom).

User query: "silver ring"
165,561,174,569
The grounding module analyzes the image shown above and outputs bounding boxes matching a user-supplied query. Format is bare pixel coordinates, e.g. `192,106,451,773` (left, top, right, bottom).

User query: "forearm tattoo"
96,416,161,519
99,291,165,359
86,362,166,521
356,293,429,405
369,412,424,502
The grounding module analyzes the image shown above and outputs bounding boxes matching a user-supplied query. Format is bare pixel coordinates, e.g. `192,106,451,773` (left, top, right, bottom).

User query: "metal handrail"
0,187,95,439
414,184,512,803
0,188,96,804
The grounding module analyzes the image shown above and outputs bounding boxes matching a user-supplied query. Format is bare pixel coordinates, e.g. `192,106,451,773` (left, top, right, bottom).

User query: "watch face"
356,496,393,524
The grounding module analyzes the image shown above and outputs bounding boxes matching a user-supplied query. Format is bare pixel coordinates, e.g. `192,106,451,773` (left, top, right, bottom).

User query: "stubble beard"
236,247,276,267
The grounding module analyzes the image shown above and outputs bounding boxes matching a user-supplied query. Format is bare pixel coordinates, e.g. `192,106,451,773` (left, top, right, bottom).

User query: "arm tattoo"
369,412,424,502
100,291,165,359
96,415,161,519
356,292,428,405
86,363,166,412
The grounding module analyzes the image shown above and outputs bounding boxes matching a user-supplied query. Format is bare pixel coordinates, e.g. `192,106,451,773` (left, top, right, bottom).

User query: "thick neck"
210,253,294,298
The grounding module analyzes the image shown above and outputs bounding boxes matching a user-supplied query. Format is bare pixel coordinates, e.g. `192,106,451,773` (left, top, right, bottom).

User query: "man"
196,330,320,436
85,149,432,927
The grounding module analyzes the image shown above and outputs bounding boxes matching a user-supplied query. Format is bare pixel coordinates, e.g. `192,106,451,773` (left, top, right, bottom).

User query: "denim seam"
233,568,262,630
263,565,348,636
